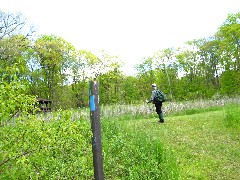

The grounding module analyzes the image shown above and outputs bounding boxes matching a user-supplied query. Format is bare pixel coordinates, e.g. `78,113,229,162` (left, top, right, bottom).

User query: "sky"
1,0,239,75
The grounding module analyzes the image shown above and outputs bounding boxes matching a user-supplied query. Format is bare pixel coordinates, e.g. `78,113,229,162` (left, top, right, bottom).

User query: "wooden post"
89,81,104,180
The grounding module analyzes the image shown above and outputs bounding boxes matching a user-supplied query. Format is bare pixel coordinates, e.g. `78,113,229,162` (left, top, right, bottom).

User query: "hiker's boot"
159,119,164,123
159,112,164,123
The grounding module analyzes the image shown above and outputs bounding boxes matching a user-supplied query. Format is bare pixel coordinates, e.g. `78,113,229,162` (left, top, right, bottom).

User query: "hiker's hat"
152,83,157,87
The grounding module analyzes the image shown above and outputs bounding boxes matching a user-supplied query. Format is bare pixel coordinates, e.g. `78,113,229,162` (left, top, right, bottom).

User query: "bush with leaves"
0,66,36,123
0,110,93,179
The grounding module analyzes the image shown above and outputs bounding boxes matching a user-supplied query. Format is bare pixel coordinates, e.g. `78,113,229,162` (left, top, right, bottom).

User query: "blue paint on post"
90,95,96,111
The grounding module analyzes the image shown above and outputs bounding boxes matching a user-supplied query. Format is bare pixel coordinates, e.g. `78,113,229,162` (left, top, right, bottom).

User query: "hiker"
146,83,165,123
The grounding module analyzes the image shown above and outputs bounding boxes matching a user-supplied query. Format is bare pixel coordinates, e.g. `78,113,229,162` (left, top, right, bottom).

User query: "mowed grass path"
125,110,240,179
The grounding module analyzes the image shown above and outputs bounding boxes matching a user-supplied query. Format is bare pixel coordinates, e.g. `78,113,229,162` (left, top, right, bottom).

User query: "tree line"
0,11,239,115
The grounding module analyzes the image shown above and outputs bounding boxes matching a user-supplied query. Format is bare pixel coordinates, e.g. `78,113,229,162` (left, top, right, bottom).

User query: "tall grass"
101,119,179,179
25,97,240,123
224,104,240,129
99,97,240,120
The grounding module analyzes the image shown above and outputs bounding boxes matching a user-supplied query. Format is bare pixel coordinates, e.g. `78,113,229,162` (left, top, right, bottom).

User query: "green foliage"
0,35,31,83
224,104,240,129
1,98,240,179
220,70,240,95
0,66,36,121
101,119,179,179
135,57,156,100
33,35,76,108
122,76,141,104
216,13,240,71
0,111,93,179
98,67,123,104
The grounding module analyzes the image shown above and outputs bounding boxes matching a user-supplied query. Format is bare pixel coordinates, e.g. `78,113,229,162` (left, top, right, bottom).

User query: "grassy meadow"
101,101,240,179
0,98,240,179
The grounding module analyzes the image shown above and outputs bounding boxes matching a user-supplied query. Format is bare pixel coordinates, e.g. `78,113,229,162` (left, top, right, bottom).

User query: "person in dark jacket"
147,83,164,123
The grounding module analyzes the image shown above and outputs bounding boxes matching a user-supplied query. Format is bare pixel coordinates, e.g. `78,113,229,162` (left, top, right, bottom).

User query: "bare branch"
0,11,34,41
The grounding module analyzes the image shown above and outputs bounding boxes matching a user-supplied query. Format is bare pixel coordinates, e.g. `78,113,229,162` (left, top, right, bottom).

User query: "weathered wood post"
89,80,104,180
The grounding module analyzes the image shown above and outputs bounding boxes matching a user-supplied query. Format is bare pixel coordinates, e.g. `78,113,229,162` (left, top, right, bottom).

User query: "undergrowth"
0,112,93,179
1,98,240,179
101,119,179,179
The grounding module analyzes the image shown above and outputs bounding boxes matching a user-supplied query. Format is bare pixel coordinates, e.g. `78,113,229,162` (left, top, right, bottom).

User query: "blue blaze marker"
90,95,96,111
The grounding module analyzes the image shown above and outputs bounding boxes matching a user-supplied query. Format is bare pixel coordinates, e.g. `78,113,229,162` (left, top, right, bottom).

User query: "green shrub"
0,111,93,179
0,68,36,122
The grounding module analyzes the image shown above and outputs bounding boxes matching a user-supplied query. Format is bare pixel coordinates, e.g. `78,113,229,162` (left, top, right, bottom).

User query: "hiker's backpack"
155,90,167,102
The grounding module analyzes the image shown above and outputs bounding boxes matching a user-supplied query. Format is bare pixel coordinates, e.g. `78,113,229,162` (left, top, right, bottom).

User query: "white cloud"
1,0,239,75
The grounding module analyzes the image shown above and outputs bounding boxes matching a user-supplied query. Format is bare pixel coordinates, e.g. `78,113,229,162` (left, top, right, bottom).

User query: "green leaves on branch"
0,65,36,122
0,111,93,179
